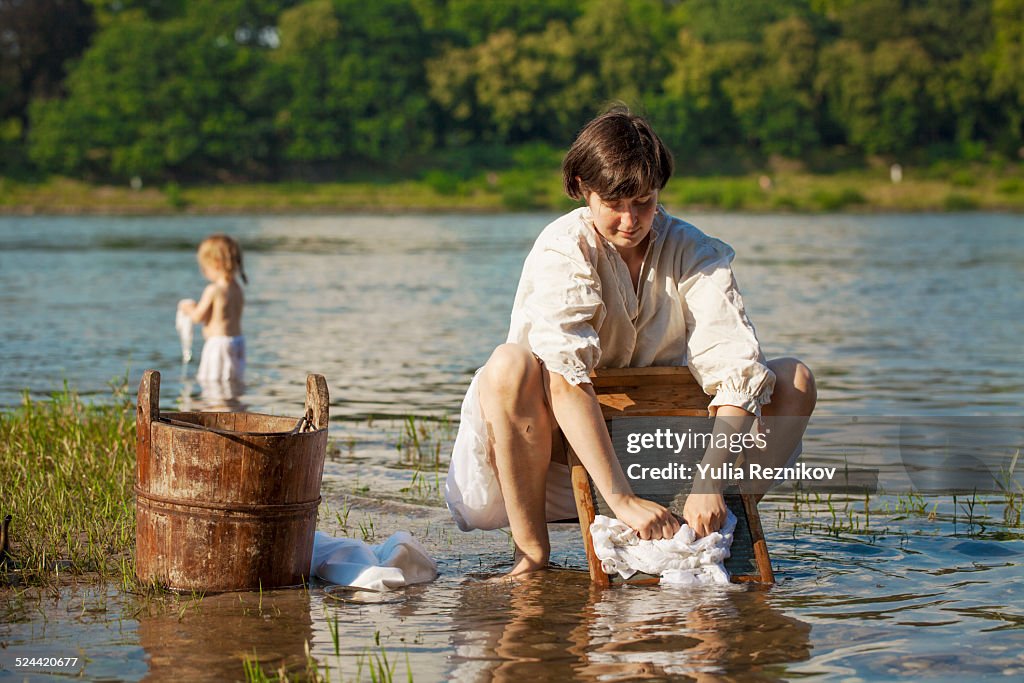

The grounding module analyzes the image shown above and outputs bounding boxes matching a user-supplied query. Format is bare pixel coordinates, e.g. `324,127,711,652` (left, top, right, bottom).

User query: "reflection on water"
137,590,313,681
176,371,248,413
447,574,812,682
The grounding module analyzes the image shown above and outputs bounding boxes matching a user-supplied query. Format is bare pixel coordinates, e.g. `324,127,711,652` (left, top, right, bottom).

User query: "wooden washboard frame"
566,367,774,587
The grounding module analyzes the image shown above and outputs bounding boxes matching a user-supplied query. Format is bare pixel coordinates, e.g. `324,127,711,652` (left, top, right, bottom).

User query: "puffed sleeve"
521,234,606,386
679,235,775,415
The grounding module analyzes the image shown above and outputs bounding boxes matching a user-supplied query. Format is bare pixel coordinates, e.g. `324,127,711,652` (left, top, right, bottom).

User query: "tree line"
1,0,1021,182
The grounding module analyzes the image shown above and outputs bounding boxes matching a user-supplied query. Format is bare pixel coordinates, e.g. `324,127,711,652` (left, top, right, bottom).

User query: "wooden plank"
743,494,775,583
589,366,701,385
592,366,710,419
568,450,609,587
306,374,330,430
136,370,160,492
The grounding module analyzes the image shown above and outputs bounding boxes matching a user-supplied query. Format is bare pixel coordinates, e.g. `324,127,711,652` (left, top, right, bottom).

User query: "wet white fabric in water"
311,531,438,592
176,299,194,363
590,510,737,586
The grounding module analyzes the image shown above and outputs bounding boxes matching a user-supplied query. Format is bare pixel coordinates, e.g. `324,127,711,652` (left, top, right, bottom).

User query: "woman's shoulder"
539,206,595,237
656,208,736,267
531,207,601,253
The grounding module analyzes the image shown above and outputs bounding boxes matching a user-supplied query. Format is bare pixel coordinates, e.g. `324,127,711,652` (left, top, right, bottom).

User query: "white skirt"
196,335,246,382
445,371,578,532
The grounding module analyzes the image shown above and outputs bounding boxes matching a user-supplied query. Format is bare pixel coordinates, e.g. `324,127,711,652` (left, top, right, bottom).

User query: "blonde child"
178,234,247,384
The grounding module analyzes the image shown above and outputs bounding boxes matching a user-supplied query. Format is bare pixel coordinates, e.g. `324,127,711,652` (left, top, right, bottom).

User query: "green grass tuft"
0,381,136,586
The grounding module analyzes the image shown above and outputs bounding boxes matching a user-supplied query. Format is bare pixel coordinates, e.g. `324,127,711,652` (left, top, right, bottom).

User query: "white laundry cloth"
196,335,246,382
311,531,438,592
590,510,737,586
176,299,195,363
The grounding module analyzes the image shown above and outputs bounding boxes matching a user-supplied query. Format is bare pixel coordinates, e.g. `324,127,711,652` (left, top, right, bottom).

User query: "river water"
0,212,1022,681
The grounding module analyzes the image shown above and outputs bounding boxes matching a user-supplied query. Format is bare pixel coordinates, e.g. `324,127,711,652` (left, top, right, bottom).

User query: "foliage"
5,0,1023,181
273,0,433,165
0,0,94,173
27,6,281,180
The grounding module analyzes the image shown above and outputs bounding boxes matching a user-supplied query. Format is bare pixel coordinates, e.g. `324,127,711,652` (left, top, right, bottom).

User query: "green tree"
273,0,434,165
679,0,818,43
718,18,821,155
817,35,939,154
28,6,280,179
428,22,594,144
651,30,742,156
0,0,95,171
572,0,676,106
412,0,583,45
988,0,1024,148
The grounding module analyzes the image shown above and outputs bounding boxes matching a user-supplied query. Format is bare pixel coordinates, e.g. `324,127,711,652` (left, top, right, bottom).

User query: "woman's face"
584,188,659,252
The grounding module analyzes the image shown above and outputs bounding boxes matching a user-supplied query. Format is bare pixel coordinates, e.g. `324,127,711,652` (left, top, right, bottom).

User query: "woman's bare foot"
507,554,548,578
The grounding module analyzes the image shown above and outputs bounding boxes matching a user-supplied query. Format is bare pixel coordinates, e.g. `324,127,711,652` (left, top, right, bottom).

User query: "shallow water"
1,212,1022,680
2,492,1022,681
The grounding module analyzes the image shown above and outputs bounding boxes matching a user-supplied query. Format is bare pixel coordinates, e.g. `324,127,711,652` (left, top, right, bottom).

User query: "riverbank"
1,163,1022,215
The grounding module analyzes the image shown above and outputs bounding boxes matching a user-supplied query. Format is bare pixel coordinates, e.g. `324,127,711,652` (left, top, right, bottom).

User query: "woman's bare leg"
477,343,555,575
754,357,817,500
761,357,816,426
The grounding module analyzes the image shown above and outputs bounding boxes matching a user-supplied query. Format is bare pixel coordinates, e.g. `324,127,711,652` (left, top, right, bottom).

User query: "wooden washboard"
566,367,774,587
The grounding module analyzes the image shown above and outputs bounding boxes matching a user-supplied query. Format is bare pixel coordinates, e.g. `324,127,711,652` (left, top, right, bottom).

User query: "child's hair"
562,106,674,201
197,233,248,284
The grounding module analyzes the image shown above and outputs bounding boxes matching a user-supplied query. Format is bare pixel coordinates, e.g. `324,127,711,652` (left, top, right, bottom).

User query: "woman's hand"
682,492,728,538
608,494,680,541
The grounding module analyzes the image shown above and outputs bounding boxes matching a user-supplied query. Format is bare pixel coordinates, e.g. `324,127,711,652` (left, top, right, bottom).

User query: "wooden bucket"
135,370,328,592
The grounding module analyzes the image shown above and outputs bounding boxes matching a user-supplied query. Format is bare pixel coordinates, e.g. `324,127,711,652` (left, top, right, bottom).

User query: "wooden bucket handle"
139,370,329,435
305,374,329,431
137,370,161,471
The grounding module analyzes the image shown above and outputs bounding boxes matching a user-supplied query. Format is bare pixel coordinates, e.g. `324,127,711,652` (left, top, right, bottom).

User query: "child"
178,233,247,385
445,108,816,576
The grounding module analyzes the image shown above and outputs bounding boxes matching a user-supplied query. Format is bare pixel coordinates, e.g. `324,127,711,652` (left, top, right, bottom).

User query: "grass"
1,159,1022,214
394,416,453,467
0,380,137,587
773,485,1024,540
241,636,412,683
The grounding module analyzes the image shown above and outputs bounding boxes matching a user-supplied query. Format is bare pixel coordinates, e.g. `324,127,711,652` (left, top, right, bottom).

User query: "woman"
445,108,816,576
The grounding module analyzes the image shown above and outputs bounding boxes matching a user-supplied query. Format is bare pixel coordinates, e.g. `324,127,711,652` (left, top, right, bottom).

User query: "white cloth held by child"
176,299,195,363
311,531,438,592
590,510,737,586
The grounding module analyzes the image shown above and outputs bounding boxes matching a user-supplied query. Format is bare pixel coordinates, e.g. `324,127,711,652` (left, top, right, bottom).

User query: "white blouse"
506,206,775,415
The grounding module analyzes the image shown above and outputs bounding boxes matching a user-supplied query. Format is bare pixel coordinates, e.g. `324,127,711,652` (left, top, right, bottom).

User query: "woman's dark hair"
562,106,674,201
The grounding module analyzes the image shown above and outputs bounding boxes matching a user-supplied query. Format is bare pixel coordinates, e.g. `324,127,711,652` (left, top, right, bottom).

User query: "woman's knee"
768,357,817,412
480,344,543,400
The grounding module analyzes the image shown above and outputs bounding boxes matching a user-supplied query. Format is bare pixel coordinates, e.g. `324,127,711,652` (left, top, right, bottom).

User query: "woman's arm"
547,371,680,541
677,232,774,536
682,404,757,537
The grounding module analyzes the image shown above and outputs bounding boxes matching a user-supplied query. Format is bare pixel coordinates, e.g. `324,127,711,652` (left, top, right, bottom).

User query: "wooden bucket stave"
135,371,328,592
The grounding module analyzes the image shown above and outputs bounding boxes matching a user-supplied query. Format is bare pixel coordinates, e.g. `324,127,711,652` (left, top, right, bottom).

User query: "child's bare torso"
202,280,244,338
